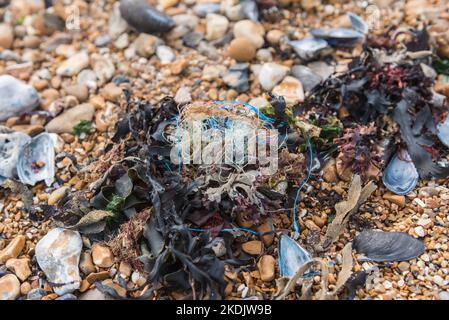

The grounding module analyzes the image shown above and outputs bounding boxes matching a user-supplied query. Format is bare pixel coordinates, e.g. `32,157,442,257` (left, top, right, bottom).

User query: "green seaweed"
433,58,449,75
73,120,93,137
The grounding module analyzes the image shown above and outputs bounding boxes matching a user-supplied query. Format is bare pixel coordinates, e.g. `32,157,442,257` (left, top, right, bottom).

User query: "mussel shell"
348,12,368,34
0,132,31,180
382,150,419,195
353,230,425,262
119,0,175,34
289,38,328,60
291,65,322,92
437,115,449,148
279,234,311,278
430,90,446,108
193,3,221,17
310,28,364,47
17,133,55,186
240,0,259,21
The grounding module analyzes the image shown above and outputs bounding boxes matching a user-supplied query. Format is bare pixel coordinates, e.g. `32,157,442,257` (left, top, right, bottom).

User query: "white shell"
17,133,55,186
348,12,368,34
0,132,31,180
289,38,328,61
437,115,449,148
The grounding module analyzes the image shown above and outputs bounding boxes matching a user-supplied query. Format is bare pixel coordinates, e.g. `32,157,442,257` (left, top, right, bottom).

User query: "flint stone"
35,228,82,295
26,288,46,300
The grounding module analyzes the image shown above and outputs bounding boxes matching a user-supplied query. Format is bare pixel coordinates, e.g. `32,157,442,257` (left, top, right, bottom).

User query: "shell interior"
310,28,365,47
437,115,449,148
0,132,31,180
289,38,328,60
348,12,369,34
17,133,55,186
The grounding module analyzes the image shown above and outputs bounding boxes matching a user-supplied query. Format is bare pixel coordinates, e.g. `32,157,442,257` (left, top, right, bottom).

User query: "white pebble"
414,226,425,237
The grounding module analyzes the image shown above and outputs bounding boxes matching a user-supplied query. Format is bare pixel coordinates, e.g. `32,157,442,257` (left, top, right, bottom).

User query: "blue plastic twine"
292,137,313,237
212,100,275,127
178,101,313,238
189,227,260,236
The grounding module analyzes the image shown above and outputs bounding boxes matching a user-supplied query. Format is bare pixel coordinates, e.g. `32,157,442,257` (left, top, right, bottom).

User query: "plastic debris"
278,234,311,278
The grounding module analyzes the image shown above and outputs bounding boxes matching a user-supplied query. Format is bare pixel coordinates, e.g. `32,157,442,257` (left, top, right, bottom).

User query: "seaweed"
73,120,93,137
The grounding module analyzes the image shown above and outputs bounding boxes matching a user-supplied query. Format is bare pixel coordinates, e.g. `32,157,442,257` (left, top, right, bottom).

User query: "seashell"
279,234,311,278
430,90,446,108
193,3,221,18
310,28,365,47
353,230,425,262
289,38,328,61
347,12,368,34
0,132,31,181
437,115,449,148
119,0,175,34
382,150,418,195
240,0,259,21
16,133,55,186
291,65,322,92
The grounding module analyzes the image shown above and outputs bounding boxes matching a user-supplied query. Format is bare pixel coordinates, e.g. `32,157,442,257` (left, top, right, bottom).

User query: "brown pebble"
101,83,122,102
257,255,275,282
20,282,32,295
92,244,114,268
257,223,274,246
6,258,31,281
170,59,188,75
64,84,89,102
102,279,127,298
383,193,406,207
312,216,326,228
322,158,338,183
79,252,96,275
242,240,263,255
86,271,110,284
0,235,26,263
228,38,257,62
398,261,410,272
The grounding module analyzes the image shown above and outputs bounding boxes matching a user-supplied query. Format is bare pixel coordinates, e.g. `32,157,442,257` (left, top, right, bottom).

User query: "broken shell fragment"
208,237,226,257
0,132,31,180
310,28,365,47
382,150,419,195
240,0,259,22
291,65,322,92
437,115,449,148
353,230,425,262
347,12,368,34
289,38,328,61
17,133,55,186
278,234,311,278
